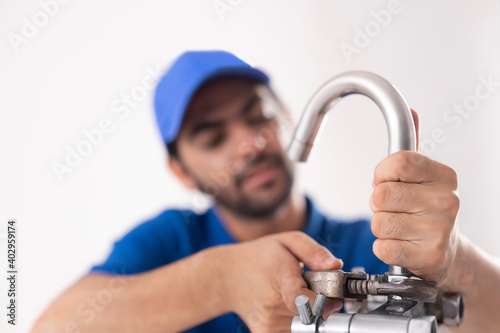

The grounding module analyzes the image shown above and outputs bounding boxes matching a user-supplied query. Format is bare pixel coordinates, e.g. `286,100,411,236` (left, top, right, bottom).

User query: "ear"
168,157,198,189
410,109,420,151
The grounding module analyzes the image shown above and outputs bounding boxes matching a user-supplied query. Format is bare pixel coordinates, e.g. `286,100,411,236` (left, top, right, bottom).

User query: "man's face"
173,77,294,218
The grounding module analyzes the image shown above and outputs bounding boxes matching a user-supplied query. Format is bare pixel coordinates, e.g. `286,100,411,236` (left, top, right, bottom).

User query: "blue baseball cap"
154,50,270,144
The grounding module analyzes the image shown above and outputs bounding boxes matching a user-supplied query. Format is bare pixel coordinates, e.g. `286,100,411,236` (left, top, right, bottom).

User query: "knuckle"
408,151,427,168
449,192,460,214
273,263,302,293
280,267,303,288
436,227,452,250
445,166,459,187
376,240,409,266
373,183,389,207
286,230,307,242
313,245,331,260
394,151,413,177
420,221,435,236
374,240,389,261
433,191,460,214
372,213,407,239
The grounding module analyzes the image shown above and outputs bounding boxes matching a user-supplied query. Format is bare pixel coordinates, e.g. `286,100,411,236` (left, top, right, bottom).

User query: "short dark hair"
166,140,178,158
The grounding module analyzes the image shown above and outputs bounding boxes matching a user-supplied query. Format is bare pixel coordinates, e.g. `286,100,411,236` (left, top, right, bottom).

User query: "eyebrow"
188,94,262,140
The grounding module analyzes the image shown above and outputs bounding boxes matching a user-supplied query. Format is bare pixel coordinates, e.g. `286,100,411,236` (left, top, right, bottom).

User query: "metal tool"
287,71,463,332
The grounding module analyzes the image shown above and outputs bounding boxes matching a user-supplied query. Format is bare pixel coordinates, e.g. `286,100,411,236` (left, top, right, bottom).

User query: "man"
33,50,500,333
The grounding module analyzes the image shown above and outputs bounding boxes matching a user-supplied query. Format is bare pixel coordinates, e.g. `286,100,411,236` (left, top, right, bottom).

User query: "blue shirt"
90,197,387,332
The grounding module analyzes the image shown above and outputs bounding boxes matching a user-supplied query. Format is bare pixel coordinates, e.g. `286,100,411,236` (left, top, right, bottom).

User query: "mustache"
234,153,286,188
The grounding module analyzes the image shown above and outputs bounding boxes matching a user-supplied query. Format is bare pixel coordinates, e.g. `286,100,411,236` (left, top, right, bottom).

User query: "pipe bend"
287,71,417,162
286,71,417,277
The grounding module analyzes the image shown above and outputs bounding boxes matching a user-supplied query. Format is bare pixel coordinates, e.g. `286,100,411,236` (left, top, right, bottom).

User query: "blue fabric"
154,50,270,144
90,197,387,332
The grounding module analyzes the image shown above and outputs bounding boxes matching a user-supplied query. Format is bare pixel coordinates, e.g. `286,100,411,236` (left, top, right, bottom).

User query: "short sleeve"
89,210,200,275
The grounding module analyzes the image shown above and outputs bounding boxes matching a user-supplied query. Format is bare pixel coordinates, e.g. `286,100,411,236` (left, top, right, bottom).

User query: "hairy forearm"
444,233,500,332
32,245,231,333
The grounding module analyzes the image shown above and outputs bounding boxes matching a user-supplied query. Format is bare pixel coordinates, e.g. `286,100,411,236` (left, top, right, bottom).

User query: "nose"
232,121,268,162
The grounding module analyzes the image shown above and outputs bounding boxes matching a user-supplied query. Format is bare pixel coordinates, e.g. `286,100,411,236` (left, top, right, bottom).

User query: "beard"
186,153,294,219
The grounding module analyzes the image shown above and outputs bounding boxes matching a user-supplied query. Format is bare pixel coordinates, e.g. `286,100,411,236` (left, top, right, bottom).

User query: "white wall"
1,0,499,331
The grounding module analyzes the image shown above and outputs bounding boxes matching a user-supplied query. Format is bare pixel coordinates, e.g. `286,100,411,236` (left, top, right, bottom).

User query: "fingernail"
372,180,376,188
324,257,342,267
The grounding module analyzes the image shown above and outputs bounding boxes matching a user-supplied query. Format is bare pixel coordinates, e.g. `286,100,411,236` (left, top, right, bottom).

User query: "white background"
1,0,499,331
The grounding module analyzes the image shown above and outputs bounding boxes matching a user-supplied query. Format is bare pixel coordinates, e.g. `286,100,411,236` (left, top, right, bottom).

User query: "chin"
246,181,292,214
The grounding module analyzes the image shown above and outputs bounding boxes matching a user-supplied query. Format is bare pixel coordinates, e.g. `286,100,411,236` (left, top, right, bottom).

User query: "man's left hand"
369,110,460,286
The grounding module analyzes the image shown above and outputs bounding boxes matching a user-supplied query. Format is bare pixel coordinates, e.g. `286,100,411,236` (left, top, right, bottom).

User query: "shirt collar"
206,195,324,244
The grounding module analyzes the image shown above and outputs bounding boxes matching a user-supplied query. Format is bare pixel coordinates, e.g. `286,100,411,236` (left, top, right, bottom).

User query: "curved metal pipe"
287,71,417,276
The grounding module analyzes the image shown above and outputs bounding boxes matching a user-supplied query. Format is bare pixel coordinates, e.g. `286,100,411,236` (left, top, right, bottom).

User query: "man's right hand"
220,231,343,332
32,231,343,333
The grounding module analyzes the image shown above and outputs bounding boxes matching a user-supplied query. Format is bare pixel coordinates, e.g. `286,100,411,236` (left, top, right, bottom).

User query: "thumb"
276,231,343,271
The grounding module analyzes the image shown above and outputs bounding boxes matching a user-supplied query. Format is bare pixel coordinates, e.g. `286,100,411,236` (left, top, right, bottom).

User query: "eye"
247,115,272,127
203,133,227,149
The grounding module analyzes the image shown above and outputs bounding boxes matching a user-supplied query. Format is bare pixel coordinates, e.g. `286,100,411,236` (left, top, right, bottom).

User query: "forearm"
32,245,231,333
444,233,500,332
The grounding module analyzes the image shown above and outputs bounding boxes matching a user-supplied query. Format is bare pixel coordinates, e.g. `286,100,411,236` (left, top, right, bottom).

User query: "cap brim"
161,67,269,144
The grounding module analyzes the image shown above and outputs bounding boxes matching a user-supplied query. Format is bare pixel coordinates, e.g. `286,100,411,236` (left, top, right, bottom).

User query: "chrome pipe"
287,71,417,276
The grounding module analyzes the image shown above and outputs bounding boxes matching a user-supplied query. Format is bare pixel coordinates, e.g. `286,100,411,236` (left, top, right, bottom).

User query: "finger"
276,231,343,271
277,268,317,313
370,182,459,214
410,109,420,150
370,182,429,213
372,212,417,240
372,238,414,268
371,212,439,241
323,298,343,317
373,238,447,279
277,268,343,315
373,151,458,189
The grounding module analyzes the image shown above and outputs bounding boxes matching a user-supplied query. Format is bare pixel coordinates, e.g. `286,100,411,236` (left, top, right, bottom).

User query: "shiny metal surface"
312,294,327,317
303,270,368,299
289,71,461,333
296,295,314,325
286,70,417,284
436,292,463,327
291,316,319,333
319,313,437,333
286,70,416,160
